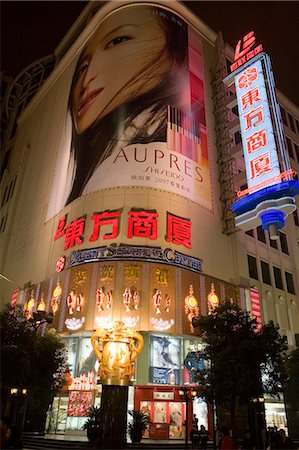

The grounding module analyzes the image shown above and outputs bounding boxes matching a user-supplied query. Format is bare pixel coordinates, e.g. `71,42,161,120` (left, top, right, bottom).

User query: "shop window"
261,261,271,285
286,137,294,159
280,106,287,125
288,113,296,133
273,266,283,290
257,226,266,243
245,229,254,237
285,272,295,294
279,232,289,254
248,255,258,280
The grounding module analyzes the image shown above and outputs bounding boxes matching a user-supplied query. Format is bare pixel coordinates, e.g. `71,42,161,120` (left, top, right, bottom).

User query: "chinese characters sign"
250,289,262,333
54,210,192,251
235,60,280,193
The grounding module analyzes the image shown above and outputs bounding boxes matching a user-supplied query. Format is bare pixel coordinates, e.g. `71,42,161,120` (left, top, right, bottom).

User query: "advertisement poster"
47,4,211,221
67,391,93,417
149,335,180,384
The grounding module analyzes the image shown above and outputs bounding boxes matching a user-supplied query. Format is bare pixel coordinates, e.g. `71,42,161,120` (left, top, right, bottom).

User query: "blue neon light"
260,210,285,231
232,180,299,215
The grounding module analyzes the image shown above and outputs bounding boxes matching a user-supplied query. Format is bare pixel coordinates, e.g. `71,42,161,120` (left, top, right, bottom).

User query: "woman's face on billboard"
71,7,170,134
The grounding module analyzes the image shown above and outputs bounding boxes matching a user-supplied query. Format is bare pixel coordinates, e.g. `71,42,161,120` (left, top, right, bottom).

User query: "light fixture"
22,388,27,395
10,388,18,395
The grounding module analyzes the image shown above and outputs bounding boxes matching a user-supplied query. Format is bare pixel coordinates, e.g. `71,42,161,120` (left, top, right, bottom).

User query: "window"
270,238,278,249
248,255,258,280
279,232,289,254
288,113,296,133
232,105,239,117
261,261,271,285
293,210,299,227
257,226,266,243
280,106,287,125
234,131,242,145
295,118,299,134
245,229,254,237
285,272,295,294
273,266,283,290
294,143,299,162
286,137,294,159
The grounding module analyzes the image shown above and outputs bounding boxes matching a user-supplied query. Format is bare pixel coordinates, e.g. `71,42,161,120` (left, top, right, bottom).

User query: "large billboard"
46,4,211,220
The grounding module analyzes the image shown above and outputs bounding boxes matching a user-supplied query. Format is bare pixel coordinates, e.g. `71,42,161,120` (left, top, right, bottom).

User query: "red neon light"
127,210,158,240
234,31,256,61
237,169,296,198
165,212,192,249
246,129,267,155
230,30,263,73
241,87,262,110
64,217,85,250
250,289,262,333
243,106,264,131
89,211,121,242
250,152,271,179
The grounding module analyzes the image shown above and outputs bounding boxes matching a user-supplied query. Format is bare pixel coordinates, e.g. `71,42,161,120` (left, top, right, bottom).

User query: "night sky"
1,1,299,107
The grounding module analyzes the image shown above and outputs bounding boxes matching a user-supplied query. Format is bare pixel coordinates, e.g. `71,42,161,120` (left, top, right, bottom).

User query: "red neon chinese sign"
53,210,192,250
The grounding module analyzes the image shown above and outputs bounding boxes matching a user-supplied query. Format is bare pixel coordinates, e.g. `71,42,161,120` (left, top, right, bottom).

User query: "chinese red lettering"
127,210,158,240
241,87,261,110
64,217,85,250
89,211,121,242
54,215,67,240
246,129,267,154
250,153,271,179
166,212,191,249
243,106,264,131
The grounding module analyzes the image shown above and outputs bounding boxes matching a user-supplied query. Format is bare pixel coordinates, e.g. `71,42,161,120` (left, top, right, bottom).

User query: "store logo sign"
231,31,263,72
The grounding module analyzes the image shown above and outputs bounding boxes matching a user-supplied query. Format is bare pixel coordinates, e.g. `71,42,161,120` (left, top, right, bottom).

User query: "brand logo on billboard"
231,31,263,73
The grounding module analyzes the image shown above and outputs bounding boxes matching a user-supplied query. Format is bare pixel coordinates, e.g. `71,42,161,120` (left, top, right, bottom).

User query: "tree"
0,303,68,431
192,301,288,444
284,347,299,439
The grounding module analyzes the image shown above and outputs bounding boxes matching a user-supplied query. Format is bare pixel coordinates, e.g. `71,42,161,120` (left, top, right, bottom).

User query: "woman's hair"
65,6,188,206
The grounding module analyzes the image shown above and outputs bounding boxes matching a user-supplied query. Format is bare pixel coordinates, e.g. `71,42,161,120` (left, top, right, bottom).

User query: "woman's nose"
81,60,98,90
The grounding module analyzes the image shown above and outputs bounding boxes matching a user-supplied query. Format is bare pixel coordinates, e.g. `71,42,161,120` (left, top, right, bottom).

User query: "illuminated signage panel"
250,288,262,332
235,60,280,192
46,5,212,221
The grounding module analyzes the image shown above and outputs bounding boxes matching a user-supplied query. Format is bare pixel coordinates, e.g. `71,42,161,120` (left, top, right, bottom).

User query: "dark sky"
1,1,299,107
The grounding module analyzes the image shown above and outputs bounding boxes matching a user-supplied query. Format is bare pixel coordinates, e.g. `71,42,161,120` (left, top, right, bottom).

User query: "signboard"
67,391,93,417
250,288,262,332
149,335,180,385
46,4,211,221
66,244,202,274
235,60,280,193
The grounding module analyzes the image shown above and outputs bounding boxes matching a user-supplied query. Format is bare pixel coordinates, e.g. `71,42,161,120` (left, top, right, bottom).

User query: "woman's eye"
105,35,131,48
76,62,88,78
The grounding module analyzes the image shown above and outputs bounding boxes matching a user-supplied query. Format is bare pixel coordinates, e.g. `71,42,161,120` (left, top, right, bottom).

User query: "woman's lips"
78,88,103,117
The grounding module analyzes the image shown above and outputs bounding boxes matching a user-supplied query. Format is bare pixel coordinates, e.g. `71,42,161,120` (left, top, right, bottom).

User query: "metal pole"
185,394,189,450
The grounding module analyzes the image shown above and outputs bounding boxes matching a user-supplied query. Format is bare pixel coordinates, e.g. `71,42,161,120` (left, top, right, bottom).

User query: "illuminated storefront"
1,0,298,441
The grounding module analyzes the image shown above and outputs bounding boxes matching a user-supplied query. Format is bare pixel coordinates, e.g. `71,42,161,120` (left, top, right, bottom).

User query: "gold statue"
91,321,144,386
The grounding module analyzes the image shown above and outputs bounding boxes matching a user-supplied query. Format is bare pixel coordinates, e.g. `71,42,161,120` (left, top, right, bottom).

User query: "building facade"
1,0,298,439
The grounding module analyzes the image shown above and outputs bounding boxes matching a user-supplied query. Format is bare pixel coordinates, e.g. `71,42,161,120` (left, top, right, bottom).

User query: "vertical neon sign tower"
224,32,299,239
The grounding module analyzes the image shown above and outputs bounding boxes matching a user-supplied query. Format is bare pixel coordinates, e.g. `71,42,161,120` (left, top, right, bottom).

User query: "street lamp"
179,387,197,449
27,310,54,333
